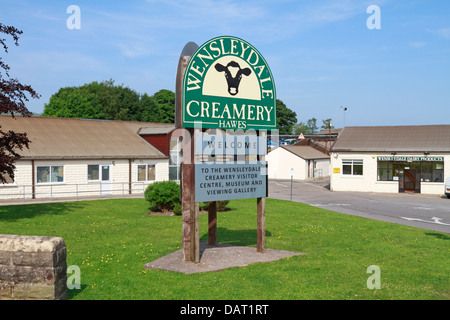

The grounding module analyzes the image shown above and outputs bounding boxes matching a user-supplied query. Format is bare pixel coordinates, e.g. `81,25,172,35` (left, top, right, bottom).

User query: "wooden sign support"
257,130,266,253
208,201,217,246
181,127,199,262
175,42,200,263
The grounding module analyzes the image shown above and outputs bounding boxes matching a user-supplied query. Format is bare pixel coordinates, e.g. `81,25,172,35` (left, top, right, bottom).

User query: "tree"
306,118,318,134
140,93,161,122
43,82,175,123
293,122,310,135
152,89,175,123
42,85,103,119
0,23,40,183
276,99,297,135
42,80,141,121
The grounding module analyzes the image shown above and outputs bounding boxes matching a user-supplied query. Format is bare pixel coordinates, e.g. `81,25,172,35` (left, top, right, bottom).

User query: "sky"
1,0,449,128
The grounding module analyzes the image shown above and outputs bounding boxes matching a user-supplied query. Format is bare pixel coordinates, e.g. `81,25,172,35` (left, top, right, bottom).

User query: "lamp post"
325,120,332,150
340,106,348,127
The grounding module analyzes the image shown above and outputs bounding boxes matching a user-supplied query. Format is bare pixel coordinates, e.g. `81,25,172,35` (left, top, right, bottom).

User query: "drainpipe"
31,160,35,199
129,159,132,194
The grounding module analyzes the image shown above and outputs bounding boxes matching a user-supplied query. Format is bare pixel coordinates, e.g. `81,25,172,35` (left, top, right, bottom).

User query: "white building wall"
267,147,307,180
0,158,169,200
314,159,331,179
330,152,450,195
0,160,33,200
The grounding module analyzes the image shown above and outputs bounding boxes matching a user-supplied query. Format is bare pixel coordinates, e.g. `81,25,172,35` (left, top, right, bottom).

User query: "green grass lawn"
0,198,448,300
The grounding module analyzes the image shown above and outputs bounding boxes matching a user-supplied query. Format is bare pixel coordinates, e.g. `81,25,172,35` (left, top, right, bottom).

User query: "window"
88,165,100,181
169,137,181,181
377,161,444,182
137,164,156,182
422,162,444,182
377,161,393,181
342,159,363,176
37,165,64,183
101,165,110,181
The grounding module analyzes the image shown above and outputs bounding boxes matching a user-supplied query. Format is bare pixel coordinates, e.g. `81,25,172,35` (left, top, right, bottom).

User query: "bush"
144,181,180,212
172,203,182,215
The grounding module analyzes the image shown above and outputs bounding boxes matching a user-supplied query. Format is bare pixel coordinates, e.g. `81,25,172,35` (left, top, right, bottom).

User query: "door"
404,169,421,193
101,165,111,195
414,170,421,193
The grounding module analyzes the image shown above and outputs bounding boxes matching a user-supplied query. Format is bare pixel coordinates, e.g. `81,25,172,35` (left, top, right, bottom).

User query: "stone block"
0,234,67,300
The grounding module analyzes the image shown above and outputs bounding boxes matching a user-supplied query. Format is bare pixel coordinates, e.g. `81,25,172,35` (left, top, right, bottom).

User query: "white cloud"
436,27,450,39
426,27,450,40
409,41,426,48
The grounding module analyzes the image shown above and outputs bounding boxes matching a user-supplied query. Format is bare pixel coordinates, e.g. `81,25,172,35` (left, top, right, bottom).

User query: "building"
266,144,330,180
0,115,177,200
330,125,450,195
137,126,180,180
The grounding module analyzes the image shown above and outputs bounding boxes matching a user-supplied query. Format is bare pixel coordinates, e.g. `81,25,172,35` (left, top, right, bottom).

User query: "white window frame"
342,159,363,176
36,165,65,184
87,164,101,181
136,163,157,182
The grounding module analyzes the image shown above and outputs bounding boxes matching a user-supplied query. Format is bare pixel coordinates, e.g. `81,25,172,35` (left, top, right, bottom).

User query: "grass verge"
0,198,448,300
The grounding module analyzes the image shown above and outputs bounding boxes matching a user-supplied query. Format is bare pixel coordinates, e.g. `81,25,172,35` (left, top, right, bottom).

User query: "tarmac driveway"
268,178,450,234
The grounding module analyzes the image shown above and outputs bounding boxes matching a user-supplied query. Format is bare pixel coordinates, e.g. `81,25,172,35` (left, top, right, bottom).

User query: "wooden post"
175,42,198,129
257,130,266,253
181,127,199,263
175,42,199,263
208,201,217,246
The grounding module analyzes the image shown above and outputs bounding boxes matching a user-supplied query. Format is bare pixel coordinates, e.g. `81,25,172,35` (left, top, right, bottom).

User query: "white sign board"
195,162,267,202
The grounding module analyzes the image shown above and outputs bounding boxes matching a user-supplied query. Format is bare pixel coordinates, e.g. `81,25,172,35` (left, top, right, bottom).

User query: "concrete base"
143,241,304,274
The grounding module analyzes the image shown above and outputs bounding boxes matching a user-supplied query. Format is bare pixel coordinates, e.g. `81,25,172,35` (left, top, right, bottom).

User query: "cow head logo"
214,61,252,96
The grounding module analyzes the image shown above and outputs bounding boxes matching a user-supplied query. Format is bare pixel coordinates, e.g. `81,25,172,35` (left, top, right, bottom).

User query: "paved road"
268,178,450,234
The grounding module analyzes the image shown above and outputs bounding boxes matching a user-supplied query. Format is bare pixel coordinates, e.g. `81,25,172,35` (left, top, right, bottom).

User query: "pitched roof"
331,125,450,153
0,115,172,159
137,126,175,135
280,145,329,160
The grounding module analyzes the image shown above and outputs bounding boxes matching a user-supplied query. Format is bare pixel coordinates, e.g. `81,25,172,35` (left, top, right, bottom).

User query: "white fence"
0,181,154,202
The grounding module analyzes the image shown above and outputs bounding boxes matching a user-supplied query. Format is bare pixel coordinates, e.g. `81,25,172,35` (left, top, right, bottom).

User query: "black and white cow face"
214,61,252,96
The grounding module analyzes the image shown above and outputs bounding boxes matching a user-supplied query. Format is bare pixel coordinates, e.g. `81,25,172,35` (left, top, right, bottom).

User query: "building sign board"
195,162,267,202
195,134,267,156
182,36,276,130
377,156,444,162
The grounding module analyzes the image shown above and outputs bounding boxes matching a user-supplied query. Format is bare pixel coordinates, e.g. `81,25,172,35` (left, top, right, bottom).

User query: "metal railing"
0,181,154,202
313,169,323,181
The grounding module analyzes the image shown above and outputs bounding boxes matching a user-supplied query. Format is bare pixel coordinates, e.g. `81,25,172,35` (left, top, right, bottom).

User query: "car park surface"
269,178,450,234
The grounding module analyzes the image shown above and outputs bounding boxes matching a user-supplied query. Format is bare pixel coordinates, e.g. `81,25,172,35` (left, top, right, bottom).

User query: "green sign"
377,156,444,162
182,36,276,130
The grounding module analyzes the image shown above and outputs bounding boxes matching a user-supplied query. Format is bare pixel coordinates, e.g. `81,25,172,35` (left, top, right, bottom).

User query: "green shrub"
173,203,182,215
144,181,180,211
